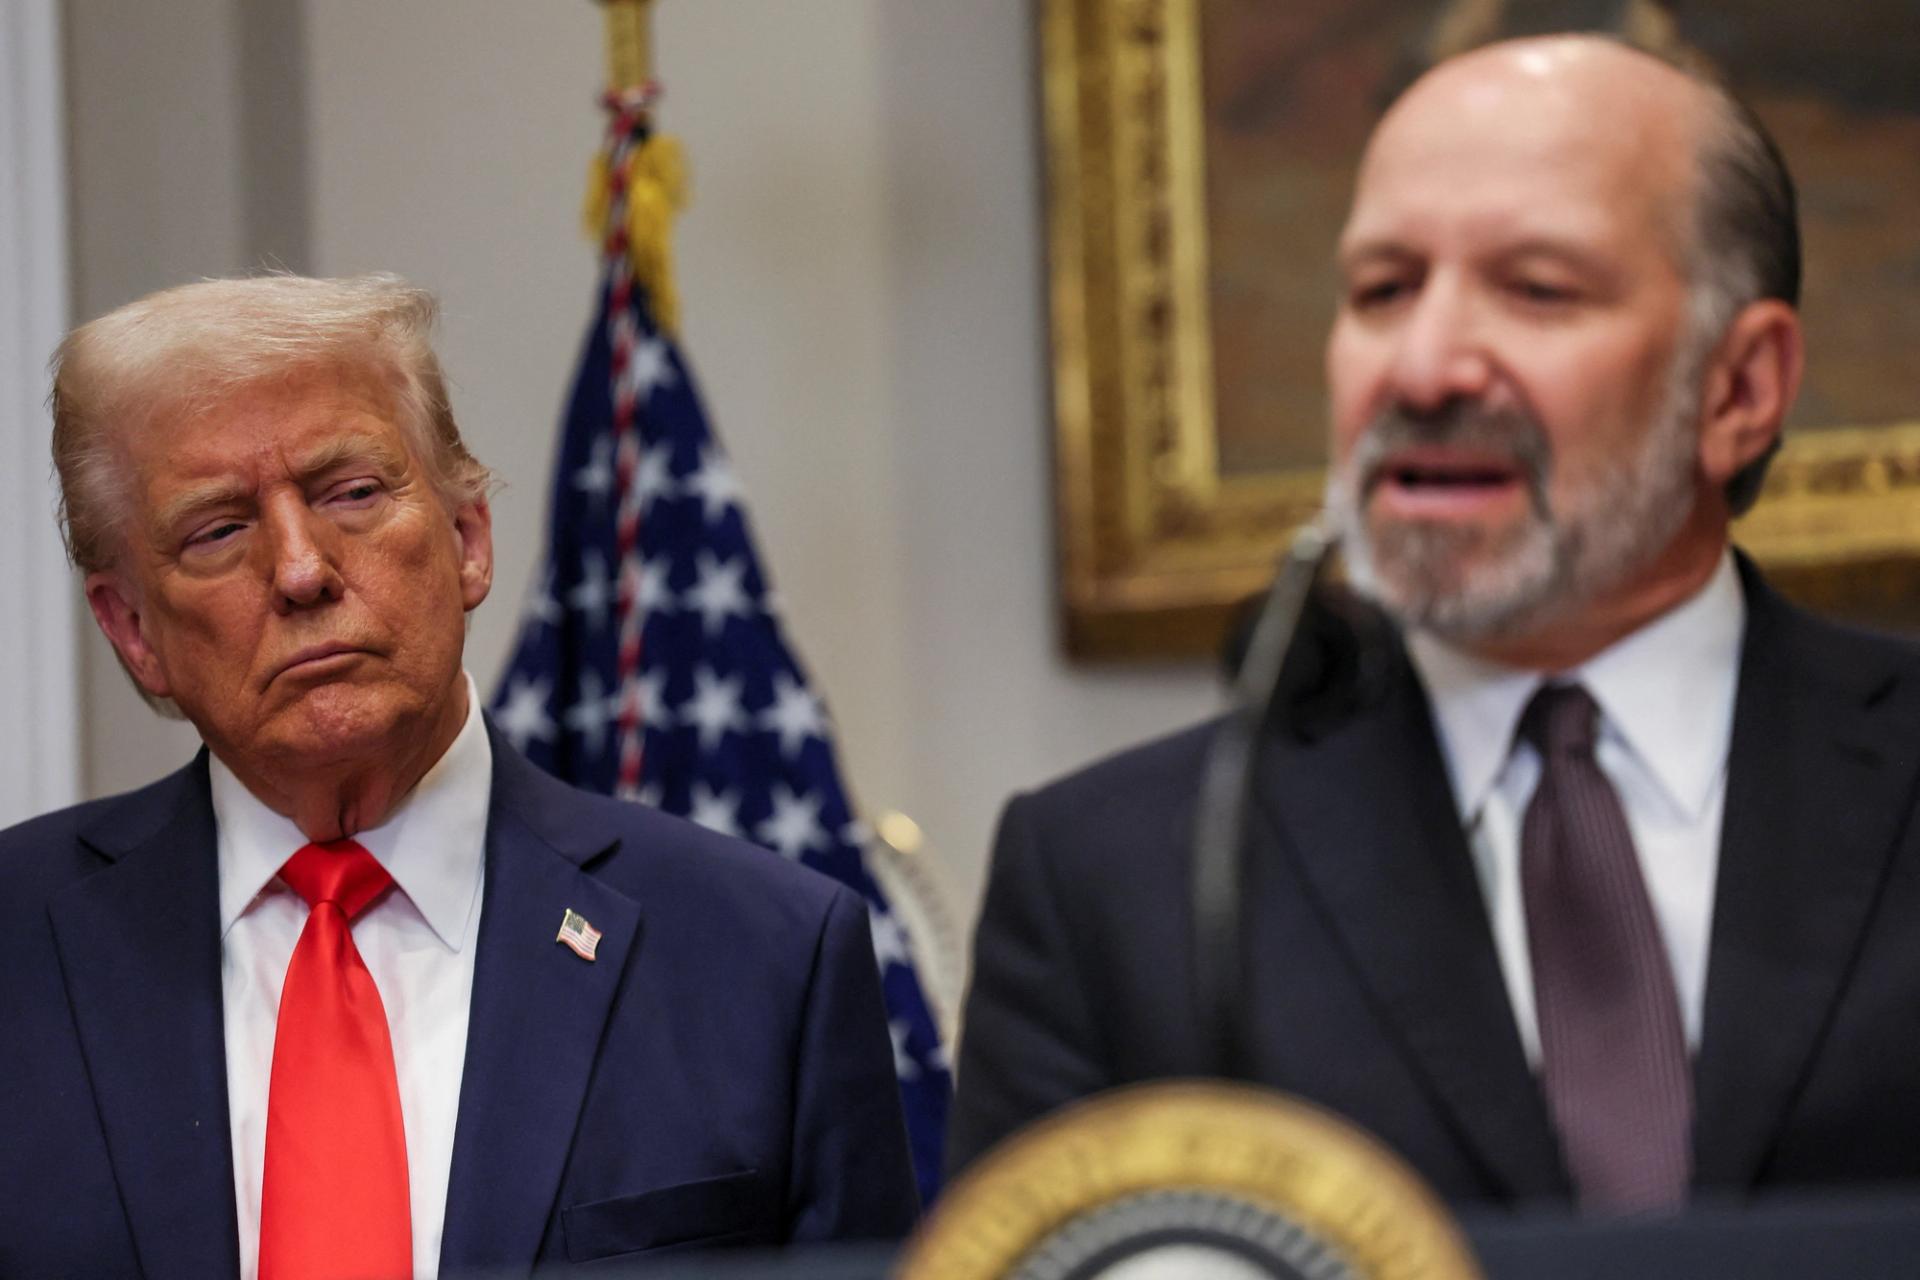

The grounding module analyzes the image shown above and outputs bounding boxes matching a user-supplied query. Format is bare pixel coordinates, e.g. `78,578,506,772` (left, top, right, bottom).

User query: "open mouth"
1367,451,1531,518
1381,461,1520,491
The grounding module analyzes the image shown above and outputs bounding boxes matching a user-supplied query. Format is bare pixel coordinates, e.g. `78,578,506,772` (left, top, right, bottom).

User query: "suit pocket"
561,1168,770,1262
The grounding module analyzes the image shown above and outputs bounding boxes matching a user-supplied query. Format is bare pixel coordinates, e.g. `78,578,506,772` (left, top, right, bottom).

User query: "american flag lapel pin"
556,908,602,962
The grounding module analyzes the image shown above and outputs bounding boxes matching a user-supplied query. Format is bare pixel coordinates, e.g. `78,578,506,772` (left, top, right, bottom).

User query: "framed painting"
1044,0,1920,660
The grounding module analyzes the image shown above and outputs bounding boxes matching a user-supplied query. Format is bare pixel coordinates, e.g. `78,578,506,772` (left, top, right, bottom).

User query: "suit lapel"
47,757,241,1280
439,731,642,1273
1693,566,1919,1188
1252,642,1568,1201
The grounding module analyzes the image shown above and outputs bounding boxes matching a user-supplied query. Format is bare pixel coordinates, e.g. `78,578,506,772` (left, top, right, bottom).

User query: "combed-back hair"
1687,84,1800,512
51,272,494,574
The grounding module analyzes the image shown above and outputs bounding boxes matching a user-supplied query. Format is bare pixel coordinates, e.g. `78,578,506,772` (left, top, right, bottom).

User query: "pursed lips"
268,642,371,685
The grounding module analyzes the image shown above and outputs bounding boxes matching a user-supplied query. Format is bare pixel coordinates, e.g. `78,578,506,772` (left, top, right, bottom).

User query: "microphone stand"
1190,517,1339,1080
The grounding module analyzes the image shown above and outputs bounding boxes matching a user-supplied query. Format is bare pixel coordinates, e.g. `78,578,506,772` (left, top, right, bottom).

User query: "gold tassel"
581,132,689,335
624,134,688,334
582,148,613,245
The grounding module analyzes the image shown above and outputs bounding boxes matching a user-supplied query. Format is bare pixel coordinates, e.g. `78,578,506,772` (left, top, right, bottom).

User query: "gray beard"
1326,373,1702,645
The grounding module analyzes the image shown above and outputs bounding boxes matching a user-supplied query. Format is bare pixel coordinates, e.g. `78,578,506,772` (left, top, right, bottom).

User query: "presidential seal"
898,1082,1483,1280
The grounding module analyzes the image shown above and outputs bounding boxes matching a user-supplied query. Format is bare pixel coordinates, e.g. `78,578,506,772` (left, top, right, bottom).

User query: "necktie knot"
279,839,392,921
1520,682,1601,760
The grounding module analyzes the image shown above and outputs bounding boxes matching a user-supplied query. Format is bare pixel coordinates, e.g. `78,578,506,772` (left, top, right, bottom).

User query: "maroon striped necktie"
1519,683,1691,1212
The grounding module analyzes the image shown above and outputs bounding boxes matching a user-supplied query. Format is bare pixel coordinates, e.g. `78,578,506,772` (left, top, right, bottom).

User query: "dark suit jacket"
0,723,917,1277
951,562,1920,1206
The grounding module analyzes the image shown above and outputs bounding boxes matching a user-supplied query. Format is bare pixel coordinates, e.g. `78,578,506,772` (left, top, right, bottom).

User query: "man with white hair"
0,274,917,1277
953,34,1920,1212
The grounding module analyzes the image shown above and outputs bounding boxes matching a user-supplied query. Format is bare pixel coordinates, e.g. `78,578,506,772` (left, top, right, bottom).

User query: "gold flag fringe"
583,131,688,335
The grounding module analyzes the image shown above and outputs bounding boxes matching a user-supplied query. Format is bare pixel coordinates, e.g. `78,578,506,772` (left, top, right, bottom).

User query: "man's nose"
1383,275,1495,415
261,500,344,613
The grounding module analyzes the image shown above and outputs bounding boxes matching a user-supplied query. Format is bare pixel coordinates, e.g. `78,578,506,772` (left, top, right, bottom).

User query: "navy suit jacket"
952,561,1920,1204
0,723,917,1277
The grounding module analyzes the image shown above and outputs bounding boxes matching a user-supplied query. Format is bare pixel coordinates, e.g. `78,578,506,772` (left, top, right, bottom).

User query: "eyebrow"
153,481,252,538
1336,237,1616,277
150,433,413,535
1336,241,1421,274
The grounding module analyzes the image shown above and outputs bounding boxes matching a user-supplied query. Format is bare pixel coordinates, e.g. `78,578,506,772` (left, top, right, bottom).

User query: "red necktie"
260,839,412,1280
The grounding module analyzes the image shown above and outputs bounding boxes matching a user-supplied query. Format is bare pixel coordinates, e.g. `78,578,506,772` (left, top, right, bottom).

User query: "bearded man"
950,35,1920,1212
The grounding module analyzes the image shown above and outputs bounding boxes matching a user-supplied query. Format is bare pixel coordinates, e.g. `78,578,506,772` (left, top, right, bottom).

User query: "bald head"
1362,38,1715,292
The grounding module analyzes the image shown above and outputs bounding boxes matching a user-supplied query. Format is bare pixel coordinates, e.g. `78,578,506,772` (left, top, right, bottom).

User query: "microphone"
1191,517,1340,1079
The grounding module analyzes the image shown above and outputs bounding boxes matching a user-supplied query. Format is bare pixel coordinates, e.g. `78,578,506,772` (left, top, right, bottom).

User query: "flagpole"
584,0,684,335
500,0,954,1200
598,0,654,99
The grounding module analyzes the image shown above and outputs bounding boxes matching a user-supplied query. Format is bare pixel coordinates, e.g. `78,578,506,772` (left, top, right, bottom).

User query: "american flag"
554,908,603,963
491,99,950,1202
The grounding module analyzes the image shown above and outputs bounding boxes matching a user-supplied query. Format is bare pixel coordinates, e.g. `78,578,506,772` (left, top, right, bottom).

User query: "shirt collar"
1408,550,1745,822
213,673,493,950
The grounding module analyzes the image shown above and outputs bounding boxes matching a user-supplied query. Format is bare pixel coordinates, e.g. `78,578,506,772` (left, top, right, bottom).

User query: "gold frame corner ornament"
1042,0,1920,662
896,1081,1484,1279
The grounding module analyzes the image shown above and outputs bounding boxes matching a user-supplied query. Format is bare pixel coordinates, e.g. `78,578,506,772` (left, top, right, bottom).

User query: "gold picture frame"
1044,0,1920,661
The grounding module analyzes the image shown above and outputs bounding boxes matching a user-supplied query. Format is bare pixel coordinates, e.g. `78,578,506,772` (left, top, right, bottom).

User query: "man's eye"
190,522,244,547
329,481,382,504
1511,279,1575,305
1349,279,1411,309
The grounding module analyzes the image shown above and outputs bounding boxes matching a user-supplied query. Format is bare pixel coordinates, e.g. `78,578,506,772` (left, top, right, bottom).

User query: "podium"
568,1195,1920,1276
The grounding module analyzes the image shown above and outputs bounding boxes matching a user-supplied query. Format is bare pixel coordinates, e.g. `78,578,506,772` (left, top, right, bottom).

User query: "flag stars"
622,668,671,732
870,909,912,972
496,675,558,752
624,334,677,405
683,667,747,751
624,554,675,617
522,566,564,634
684,552,753,636
760,672,827,758
564,669,614,758
571,435,615,510
889,1020,921,1081
757,784,827,860
684,448,743,524
567,550,613,633
631,440,677,520
689,783,742,838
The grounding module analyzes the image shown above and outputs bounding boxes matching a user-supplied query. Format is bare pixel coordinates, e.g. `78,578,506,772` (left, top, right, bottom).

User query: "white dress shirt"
1406,552,1745,1065
214,675,491,1280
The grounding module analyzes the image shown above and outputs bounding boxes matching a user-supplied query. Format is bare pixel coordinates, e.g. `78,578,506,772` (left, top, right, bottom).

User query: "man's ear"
453,496,494,612
85,570,172,699
1697,299,1804,490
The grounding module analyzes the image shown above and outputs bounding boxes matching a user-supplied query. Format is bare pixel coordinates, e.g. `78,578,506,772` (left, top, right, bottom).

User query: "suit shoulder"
991,717,1223,883
0,763,202,895
1017,717,1222,814
1750,582,1920,706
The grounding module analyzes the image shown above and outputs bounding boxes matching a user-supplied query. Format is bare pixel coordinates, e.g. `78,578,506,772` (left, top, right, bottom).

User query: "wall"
62,0,1223,930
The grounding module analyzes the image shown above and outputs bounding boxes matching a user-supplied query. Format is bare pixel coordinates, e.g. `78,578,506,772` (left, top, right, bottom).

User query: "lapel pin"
556,908,603,962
